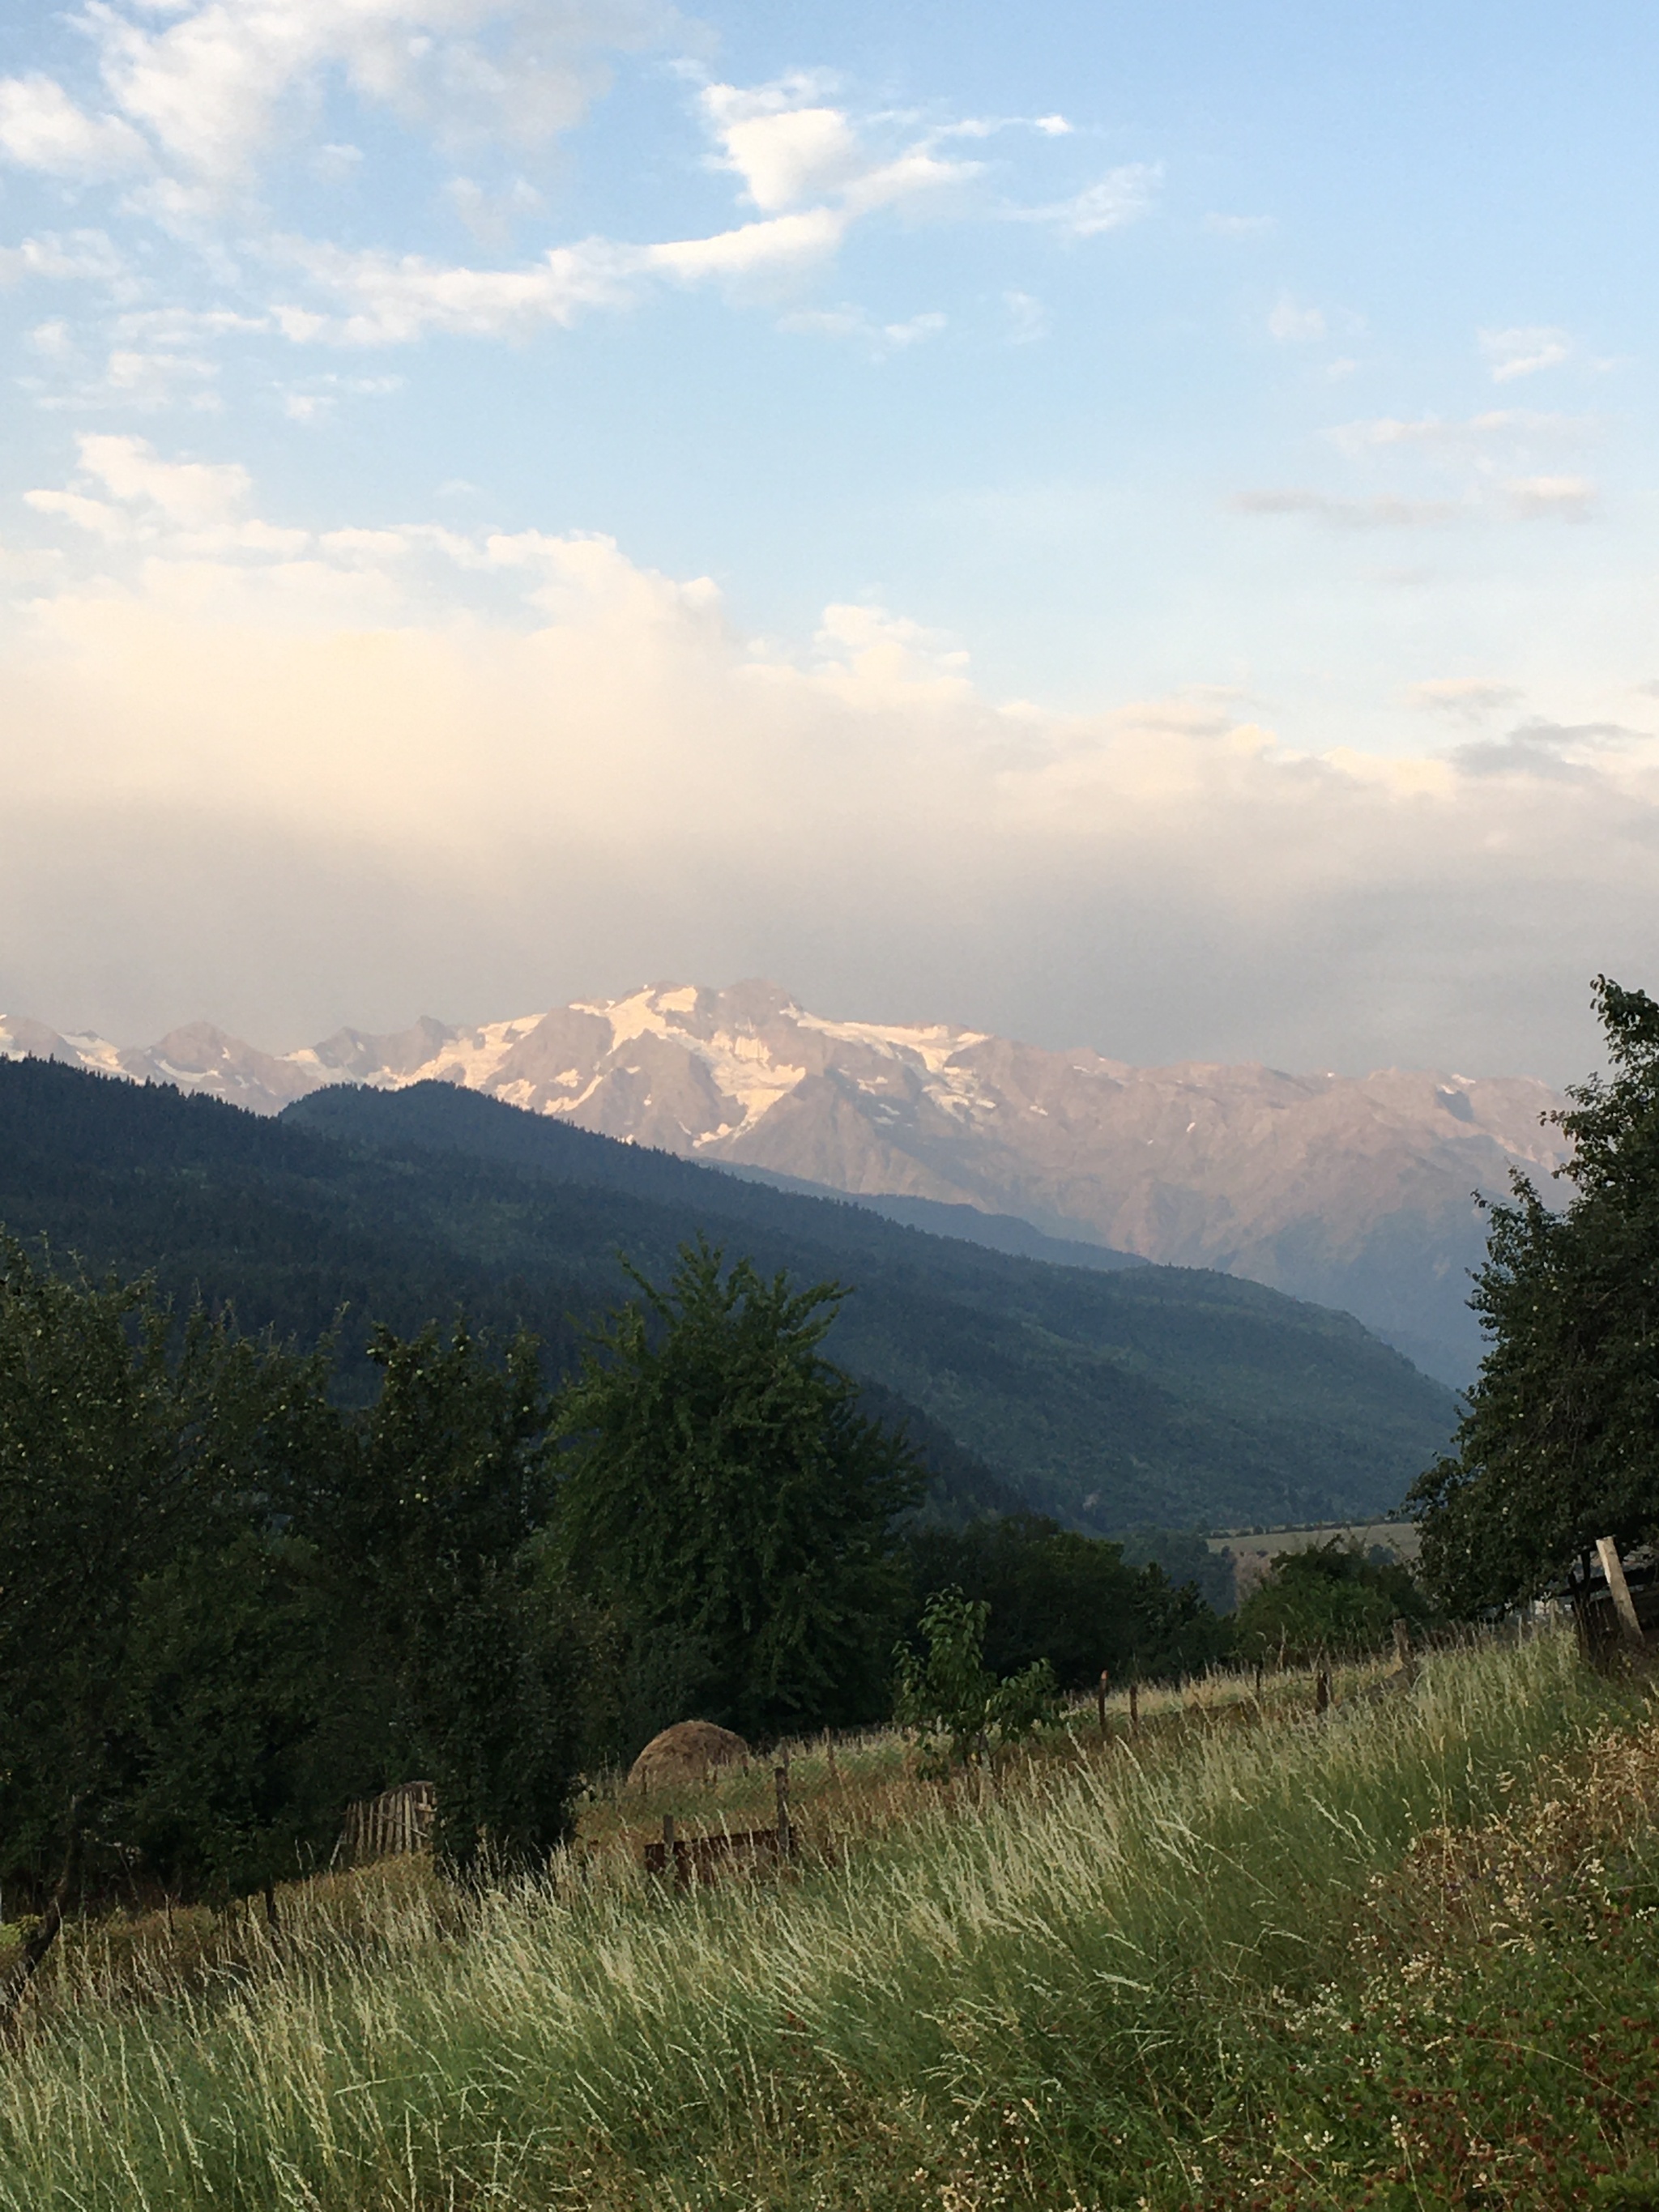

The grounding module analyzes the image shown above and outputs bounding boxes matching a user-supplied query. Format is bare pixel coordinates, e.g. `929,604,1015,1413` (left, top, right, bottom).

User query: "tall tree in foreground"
552,1239,923,1740
0,1242,346,2015
300,1319,587,1875
1410,977,1659,1613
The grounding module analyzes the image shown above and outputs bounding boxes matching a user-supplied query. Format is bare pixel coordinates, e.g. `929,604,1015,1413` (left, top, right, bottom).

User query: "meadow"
2,1630,1657,2210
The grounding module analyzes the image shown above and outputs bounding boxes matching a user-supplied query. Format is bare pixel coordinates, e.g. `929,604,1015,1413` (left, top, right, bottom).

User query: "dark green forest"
0,1056,1456,1531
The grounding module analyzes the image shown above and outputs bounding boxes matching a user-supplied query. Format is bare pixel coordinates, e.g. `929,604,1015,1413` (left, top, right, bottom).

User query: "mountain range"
1,981,1567,1383
0,1055,1457,1536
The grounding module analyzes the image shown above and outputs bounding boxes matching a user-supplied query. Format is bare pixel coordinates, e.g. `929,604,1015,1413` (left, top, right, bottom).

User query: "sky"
2,0,1656,1080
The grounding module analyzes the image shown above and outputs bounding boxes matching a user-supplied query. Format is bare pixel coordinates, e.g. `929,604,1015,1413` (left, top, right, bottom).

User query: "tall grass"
0,1631,1632,2210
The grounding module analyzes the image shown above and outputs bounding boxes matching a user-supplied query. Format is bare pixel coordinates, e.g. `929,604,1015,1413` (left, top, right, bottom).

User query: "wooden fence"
643,1765,795,1889
334,1780,437,1868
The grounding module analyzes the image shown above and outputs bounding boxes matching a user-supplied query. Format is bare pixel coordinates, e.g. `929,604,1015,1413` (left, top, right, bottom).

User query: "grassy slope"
0,1057,1458,1529
2,1632,1654,2210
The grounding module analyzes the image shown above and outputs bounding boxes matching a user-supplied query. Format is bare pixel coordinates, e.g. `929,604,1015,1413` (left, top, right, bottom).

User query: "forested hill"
0,1057,1456,1531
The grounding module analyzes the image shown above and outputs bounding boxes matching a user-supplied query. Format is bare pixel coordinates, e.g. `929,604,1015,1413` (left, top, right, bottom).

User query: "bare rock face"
2,978,1569,1383
627,1720,751,1789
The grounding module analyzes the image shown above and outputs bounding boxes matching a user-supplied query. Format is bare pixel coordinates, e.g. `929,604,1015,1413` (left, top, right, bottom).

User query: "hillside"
0,1056,1456,1531
2,1634,1649,2210
2,980,1564,1382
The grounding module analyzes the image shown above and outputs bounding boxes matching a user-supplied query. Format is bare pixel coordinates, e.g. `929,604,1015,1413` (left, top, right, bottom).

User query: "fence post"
1128,1681,1139,1737
774,1766,793,1858
1095,1669,1110,1741
1392,1617,1418,1682
1314,1666,1331,1715
1253,1658,1264,1702
1597,1536,1646,1650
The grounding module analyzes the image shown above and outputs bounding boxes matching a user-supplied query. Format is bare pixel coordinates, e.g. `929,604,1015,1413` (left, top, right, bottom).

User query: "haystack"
627,1720,751,1790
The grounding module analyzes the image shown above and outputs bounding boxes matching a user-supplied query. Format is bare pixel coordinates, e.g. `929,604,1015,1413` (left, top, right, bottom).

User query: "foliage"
0,1239,348,1919
0,1237,593,1964
552,1239,923,1740
902,1511,1231,1688
1410,976,1659,1611
1115,1524,1238,1614
1231,1539,1431,1664
892,1583,1060,1768
309,1321,585,1873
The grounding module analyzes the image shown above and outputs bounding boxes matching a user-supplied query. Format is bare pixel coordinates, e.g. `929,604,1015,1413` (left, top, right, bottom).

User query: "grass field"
3,1632,1657,2210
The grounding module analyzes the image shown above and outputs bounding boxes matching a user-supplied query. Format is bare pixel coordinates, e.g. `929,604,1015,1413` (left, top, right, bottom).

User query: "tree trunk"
0,1822,79,2041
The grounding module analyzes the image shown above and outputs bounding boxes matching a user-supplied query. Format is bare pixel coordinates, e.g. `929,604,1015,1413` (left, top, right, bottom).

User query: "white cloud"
702,81,866,210
271,234,636,343
1503,473,1597,520
0,75,149,177
778,303,945,356
1268,294,1325,344
311,140,363,182
1481,325,1572,381
23,488,130,542
6,452,1657,1076
0,232,130,288
445,173,547,246
1205,211,1273,237
1328,409,1592,456
39,347,224,413
1017,163,1162,237
645,207,847,283
75,0,674,193
1003,289,1047,344
75,432,252,525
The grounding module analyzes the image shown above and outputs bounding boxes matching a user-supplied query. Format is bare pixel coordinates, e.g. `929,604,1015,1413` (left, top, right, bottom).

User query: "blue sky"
2,0,1656,1076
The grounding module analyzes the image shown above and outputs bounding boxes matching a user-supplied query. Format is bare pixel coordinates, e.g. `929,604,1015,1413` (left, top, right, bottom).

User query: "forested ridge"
0,1055,1455,1531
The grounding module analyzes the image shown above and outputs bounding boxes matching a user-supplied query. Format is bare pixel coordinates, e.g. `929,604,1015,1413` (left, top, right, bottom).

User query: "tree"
300,1319,586,1874
552,1239,923,1741
1231,1542,1430,1666
893,1586,1059,1771
1408,979,1659,1614
902,1511,1232,1689
0,1242,347,2010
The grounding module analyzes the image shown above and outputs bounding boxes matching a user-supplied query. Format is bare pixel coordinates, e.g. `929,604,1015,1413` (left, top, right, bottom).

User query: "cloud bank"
3,438,1656,1080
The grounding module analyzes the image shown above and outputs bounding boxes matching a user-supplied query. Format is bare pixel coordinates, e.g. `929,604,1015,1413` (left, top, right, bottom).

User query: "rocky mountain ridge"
1,982,1568,1382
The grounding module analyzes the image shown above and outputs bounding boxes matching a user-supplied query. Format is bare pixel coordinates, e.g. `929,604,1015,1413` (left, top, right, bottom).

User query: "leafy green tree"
893,1585,1059,1769
118,1532,349,1910
305,1319,586,1873
904,1512,1232,1689
0,1242,347,2009
1409,978,1659,1613
552,1239,923,1741
1232,1542,1430,1666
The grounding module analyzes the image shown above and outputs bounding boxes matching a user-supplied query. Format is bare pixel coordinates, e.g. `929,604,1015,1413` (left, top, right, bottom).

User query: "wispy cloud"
1480,325,1572,381
1230,488,1459,528
1013,163,1162,237
1268,294,1325,344
0,75,149,179
1502,474,1597,519
1328,409,1593,456
778,304,945,357
1406,679,1522,720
